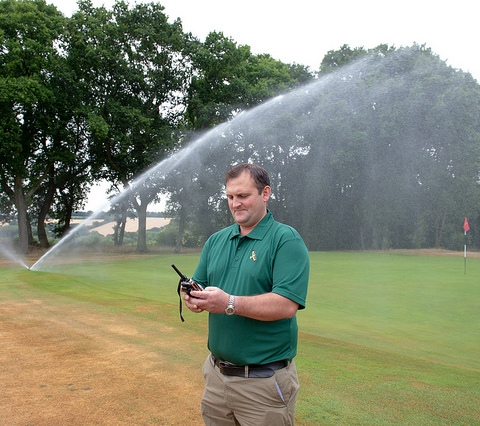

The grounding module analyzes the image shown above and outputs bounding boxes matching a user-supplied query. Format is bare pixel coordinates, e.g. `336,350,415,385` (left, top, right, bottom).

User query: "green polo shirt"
192,211,309,365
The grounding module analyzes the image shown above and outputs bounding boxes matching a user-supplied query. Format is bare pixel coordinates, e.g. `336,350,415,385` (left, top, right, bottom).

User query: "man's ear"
263,185,271,201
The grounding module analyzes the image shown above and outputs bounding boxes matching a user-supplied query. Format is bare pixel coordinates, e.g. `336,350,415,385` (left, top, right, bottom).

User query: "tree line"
158,45,480,252
1,0,479,253
0,0,312,252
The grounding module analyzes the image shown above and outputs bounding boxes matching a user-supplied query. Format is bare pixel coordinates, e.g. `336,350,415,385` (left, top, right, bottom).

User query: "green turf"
303,252,480,369
1,251,479,425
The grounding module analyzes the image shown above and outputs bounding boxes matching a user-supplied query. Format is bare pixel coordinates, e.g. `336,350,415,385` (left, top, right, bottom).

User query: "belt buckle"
217,361,226,375
217,360,233,375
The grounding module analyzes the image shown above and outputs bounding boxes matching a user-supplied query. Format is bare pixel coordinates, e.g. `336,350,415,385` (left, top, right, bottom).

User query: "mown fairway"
1,251,479,425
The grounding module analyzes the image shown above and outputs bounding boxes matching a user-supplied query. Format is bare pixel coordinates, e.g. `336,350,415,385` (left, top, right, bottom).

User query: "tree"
0,0,69,252
320,44,368,74
186,31,313,129
319,43,394,75
180,44,480,251
170,32,314,249
293,45,480,250
67,0,195,252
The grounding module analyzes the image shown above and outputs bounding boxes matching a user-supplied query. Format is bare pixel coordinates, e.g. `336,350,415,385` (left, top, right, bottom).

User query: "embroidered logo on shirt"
250,250,257,262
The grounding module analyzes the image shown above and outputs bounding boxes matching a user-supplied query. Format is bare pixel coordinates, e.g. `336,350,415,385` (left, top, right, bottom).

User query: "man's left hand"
183,286,228,314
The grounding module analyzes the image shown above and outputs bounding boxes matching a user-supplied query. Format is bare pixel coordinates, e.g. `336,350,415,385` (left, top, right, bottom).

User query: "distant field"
70,217,171,236
1,251,479,425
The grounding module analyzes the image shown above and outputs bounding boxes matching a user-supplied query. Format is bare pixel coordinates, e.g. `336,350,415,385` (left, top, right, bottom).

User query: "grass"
2,251,480,425
304,252,479,369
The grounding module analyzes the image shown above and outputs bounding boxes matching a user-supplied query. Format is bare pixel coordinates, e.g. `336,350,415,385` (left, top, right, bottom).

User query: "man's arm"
234,292,299,321
184,287,299,321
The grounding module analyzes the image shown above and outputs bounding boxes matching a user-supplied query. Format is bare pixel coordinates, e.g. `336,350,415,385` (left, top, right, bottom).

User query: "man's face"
226,171,271,232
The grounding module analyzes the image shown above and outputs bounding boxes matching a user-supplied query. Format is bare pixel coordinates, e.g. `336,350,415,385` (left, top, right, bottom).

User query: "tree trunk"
359,226,366,250
136,202,148,253
118,219,126,245
113,215,127,246
37,180,56,248
27,215,35,246
174,207,186,254
61,194,75,237
14,177,29,254
434,212,446,249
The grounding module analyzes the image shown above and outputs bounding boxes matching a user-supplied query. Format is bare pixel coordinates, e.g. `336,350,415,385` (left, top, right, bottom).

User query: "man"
183,163,309,425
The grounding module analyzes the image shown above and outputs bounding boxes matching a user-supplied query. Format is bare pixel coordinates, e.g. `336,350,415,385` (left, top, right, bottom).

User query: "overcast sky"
46,0,479,210
49,0,479,81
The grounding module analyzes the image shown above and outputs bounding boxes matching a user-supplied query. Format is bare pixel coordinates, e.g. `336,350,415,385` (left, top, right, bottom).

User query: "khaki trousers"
200,354,299,426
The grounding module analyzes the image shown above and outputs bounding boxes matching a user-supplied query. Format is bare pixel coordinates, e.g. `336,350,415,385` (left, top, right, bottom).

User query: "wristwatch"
225,294,235,315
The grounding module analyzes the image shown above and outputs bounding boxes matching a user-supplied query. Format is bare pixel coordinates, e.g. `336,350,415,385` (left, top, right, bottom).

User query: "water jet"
29,47,479,270
0,244,29,270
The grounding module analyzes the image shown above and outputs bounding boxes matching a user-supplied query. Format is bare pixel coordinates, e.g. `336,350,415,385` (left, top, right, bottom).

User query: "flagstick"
463,217,470,275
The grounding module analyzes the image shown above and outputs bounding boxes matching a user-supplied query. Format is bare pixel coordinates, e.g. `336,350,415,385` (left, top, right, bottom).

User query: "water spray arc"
29,122,234,271
25,47,479,269
29,73,321,271
0,244,29,269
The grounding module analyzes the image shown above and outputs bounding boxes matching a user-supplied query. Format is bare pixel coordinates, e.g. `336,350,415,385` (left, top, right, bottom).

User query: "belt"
212,355,289,378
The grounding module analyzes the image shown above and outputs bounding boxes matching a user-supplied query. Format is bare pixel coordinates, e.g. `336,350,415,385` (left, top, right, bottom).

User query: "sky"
47,0,479,210
49,0,479,80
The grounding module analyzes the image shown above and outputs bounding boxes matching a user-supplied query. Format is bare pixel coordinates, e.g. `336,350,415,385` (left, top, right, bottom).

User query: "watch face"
225,306,235,315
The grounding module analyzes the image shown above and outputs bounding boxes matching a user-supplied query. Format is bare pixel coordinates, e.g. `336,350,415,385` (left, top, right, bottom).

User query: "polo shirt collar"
229,210,273,240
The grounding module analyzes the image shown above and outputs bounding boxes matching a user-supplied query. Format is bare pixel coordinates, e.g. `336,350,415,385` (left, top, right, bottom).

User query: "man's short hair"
226,164,270,194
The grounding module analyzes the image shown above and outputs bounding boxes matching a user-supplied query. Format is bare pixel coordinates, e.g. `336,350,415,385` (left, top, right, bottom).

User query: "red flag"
463,217,470,232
